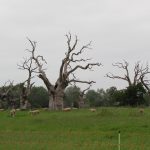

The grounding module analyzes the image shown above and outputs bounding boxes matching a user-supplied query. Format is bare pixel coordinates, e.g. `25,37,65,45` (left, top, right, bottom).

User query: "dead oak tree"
139,64,150,93
106,60,150,88
78,84,92,108
27,33,101,110
18,57,37,109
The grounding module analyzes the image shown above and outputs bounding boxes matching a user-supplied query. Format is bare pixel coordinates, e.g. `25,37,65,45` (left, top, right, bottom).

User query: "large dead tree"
26,33,101,110
18,57,37,109
106,60,150,89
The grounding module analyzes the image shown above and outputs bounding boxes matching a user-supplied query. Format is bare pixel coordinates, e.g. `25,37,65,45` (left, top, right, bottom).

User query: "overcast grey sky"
0,0,150,90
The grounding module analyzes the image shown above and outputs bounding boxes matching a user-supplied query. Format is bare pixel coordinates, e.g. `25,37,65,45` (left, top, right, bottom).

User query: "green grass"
0,107,150,150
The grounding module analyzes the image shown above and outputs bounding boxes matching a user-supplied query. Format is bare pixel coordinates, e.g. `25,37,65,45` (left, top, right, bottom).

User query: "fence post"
118,130,121,150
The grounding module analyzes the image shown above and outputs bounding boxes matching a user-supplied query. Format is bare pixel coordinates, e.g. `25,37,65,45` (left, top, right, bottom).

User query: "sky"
0,0,150,90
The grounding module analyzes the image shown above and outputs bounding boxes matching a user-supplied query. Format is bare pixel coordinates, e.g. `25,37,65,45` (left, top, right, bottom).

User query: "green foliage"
105,86,118,106
111,89,126,106
143,93,150,106
105,84,146,106
124,83,146,106
28,86,49,108
64,86,81,107
97,88,107,106
86,89,103,107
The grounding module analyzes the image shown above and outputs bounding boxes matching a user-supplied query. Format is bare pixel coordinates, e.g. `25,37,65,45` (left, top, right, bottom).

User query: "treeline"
1,83,150,109
65,83,150,107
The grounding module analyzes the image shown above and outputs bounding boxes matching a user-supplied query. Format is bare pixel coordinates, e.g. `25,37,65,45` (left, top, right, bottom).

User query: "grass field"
0,107,150,150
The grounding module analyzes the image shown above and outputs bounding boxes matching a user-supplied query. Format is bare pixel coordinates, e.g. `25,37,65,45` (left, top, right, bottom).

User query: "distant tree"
64,86,80,107
139,64,150,94
28,86,49,108
26,33,101,110
106,60,149,87
106,60,150,105
96,88,108,106
125,83,146,106
18,55,37,109
78,84,93,108
111,89,126,106
143,93,150,106
86,89,102,107
0,81,15,108
105,86,118,106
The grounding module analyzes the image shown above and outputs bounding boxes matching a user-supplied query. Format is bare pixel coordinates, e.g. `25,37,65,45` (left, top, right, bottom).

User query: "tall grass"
0,107,150,150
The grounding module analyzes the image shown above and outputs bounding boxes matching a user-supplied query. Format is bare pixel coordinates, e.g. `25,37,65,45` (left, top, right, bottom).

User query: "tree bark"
48,90,64,110
48,94,54,110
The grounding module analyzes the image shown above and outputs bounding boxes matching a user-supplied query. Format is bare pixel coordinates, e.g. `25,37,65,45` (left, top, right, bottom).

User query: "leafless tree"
139,64,150,93
18,57,37,109
106,60,150,89
26,33,101,110
78,84,92,108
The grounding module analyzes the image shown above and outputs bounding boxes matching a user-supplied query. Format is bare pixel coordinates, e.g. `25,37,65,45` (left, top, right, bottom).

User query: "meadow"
0,107,150,150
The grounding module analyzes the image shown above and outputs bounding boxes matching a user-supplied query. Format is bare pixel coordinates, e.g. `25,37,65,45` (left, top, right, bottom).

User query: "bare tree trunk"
48,96,64,110
48,95,54,110
54,95,64,110
19,85,28,110
49,89,64,110
48,90,64,110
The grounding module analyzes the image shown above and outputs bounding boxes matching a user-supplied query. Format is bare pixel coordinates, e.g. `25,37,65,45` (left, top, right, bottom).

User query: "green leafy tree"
86,89,102,107
96,88,108,106
28,86,49,108
143,93,150,106
112,89,126,106
105,86,117,106
125,83,146,106
64,86,80,107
